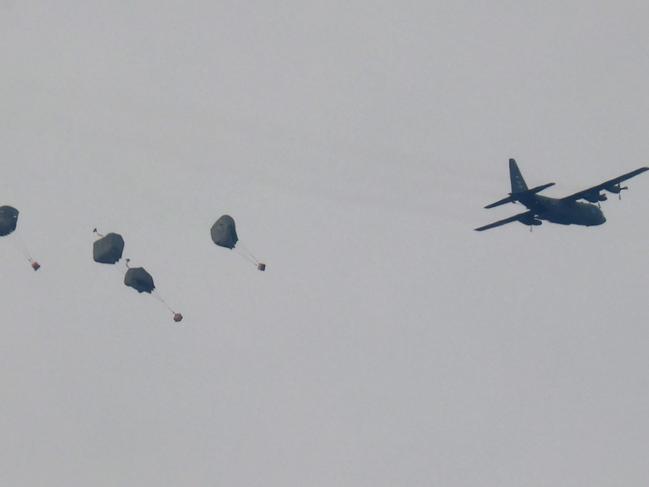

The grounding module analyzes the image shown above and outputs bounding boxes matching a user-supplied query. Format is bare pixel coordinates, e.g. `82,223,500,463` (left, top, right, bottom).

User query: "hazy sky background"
2,2,649,486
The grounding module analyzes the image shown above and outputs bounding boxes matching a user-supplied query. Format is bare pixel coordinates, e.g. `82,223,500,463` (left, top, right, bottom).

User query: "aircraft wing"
474,211,534,231
561,167,649,202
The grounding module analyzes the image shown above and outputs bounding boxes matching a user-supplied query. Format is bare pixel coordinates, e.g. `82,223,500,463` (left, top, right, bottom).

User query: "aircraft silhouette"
475,159,649,231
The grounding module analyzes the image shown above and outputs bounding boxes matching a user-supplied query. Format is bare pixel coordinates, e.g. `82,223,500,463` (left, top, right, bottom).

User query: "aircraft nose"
597,211,606,225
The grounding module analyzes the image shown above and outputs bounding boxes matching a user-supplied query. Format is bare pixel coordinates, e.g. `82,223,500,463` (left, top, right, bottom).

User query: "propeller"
608,184,629,200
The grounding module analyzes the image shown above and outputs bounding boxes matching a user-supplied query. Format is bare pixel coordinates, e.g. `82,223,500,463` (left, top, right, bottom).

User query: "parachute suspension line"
9,233,31,261
92,228,104,238
234,247,257,266
152,290,184,323
152,290,175,313
236,241,266,271
236,241,260,264
10,232,40,270
13,232,32,260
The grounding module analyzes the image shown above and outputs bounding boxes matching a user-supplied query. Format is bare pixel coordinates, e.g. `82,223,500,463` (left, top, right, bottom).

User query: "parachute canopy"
93,232,125,264
124,267,155,294
0,206,19,237
210,215,238,249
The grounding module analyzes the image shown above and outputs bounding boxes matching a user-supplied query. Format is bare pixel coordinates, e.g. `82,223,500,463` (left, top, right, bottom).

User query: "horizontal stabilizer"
484,195,516,209
484,182,555,209
527,182,556,194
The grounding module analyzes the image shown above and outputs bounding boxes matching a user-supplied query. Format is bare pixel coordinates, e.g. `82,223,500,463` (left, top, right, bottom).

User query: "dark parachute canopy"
124,266,155,294
210,215,238,249
0,206,18,236
210,214,265,271
93,232,124,264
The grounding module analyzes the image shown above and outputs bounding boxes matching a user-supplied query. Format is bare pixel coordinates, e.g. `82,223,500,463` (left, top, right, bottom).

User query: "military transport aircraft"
475,159,649,231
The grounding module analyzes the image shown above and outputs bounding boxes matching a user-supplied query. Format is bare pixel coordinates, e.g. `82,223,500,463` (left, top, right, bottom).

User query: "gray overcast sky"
2,1,649,486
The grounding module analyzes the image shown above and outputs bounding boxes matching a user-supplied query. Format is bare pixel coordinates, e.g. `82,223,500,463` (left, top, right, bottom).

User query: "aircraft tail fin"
483,159,554,208
509,158,528,194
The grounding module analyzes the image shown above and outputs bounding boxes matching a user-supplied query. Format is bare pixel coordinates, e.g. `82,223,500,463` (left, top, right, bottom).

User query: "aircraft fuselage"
519,194,606,227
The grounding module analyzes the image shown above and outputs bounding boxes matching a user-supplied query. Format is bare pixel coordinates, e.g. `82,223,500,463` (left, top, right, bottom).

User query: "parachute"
124,266,155,293
123,258,183,323
210,215,238,249
210,214,266,271
93,230,125,264
1,205,40,271
0,206,18,236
